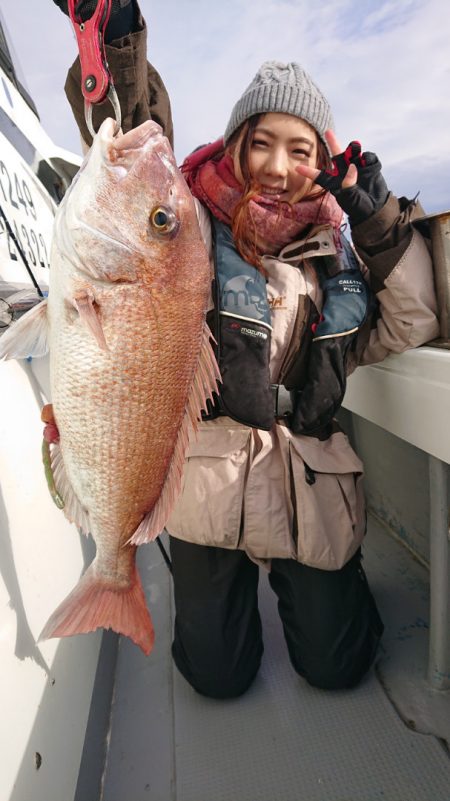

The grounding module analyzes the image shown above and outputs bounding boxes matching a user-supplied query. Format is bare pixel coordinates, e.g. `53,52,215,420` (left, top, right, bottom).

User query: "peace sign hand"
297,130,389,227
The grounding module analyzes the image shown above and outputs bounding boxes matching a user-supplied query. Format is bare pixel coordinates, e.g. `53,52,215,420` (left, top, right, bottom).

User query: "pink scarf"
181,139,343,256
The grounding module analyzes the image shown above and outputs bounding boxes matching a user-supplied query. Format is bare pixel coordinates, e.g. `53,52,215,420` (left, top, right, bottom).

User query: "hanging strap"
67,0,122,138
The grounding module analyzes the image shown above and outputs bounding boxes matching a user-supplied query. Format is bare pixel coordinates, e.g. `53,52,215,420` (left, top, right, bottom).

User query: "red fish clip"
67,0,122,139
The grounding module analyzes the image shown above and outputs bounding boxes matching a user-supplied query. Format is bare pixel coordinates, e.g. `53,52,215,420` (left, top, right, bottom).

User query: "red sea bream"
0,118,219,654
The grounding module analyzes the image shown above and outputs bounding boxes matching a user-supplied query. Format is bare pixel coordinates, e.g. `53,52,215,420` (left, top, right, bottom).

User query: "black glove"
52,0,136,43
315,141,389,227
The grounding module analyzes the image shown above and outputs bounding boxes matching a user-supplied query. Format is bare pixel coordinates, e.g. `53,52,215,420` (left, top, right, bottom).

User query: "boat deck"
98,516,450,801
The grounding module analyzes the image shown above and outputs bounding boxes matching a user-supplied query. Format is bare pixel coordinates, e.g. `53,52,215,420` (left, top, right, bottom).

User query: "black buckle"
271,384,294,418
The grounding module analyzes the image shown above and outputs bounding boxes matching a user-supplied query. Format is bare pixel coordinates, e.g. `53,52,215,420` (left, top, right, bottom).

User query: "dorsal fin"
129,323,220,546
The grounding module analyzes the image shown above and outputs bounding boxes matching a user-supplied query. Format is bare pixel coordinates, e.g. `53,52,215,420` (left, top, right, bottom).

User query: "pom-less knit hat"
223,61,334,151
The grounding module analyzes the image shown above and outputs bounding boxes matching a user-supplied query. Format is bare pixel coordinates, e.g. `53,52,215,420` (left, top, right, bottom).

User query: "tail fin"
39,561,154,655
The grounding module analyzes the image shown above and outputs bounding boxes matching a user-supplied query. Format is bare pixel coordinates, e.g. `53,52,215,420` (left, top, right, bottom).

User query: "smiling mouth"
260,186,287,197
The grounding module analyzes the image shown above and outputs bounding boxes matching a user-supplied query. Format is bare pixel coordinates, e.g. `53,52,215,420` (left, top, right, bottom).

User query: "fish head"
55,118,201,287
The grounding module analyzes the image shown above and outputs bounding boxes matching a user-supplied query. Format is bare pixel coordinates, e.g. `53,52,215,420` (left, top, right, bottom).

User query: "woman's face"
245,112,320,203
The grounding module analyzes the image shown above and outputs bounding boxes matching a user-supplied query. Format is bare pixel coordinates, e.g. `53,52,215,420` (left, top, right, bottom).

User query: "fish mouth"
113,121,163,151
101,119,170,169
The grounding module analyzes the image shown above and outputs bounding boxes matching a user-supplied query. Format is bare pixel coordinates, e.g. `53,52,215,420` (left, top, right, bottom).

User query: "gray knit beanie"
223,61,333,151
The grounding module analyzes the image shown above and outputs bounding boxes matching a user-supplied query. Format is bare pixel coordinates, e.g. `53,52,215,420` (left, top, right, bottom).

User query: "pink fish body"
0,119,219,654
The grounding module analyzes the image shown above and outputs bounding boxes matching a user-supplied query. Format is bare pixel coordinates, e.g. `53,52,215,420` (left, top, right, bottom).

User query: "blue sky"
2,0,449,213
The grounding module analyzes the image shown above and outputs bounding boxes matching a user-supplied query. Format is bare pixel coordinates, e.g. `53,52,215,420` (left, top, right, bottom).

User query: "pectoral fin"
0,299,49,360
73,293,108,350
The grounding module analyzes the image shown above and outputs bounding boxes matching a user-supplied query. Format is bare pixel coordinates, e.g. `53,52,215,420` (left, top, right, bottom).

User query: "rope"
155,536,173,574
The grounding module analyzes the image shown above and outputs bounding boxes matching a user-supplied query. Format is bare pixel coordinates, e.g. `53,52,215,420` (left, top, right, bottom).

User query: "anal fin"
50,442,91,535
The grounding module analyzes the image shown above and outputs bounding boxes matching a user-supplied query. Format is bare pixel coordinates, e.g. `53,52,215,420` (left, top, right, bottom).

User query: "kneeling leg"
170,537,263,699
269,550,383,690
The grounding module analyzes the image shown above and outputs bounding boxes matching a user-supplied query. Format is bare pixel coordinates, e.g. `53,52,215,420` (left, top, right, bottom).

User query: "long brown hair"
227,115,331,270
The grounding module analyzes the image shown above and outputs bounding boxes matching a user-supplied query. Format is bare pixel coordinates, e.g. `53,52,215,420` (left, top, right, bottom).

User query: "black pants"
169,538,384,699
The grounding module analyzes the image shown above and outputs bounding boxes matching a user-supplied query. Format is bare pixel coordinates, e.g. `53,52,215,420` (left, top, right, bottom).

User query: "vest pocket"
288,432,366,570
218,315,274,429
166,422,251,548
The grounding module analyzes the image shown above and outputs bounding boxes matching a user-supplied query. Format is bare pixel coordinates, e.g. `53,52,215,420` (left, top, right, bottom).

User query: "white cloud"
147,0,449,210
2,0,449,211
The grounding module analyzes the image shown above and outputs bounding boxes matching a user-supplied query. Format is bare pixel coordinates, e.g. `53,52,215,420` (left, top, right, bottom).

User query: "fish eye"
149,205,179,237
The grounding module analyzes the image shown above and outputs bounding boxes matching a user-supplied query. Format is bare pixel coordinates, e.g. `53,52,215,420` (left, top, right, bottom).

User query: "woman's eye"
293,149,310,158
149,205,179,237
252,139,269,148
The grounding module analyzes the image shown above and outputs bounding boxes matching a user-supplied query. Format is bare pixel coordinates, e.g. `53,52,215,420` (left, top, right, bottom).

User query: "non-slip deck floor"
101,517,450,801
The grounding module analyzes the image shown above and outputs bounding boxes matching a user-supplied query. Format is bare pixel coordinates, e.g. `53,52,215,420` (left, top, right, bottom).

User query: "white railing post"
428,455,450,689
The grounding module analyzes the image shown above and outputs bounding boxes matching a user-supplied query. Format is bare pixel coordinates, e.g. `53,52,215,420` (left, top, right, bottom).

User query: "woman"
53,0,439,698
